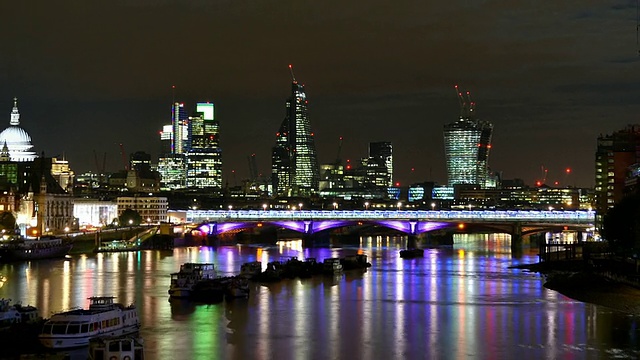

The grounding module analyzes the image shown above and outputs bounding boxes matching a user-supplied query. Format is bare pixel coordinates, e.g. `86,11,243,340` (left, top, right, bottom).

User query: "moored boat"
239,261,262,280
340,254,372,270
323,258,343,274
168,263,217,298
0,298,39,330
224,276,250,300
0,237,72,261
89,335,145,360
39,296,140,349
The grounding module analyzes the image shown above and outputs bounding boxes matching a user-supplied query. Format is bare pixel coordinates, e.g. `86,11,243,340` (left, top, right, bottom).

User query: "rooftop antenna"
288,64,297,83
637,0,639,55
172,85,176,104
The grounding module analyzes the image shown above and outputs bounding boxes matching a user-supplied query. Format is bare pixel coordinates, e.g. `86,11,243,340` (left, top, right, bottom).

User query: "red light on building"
536,181,542,186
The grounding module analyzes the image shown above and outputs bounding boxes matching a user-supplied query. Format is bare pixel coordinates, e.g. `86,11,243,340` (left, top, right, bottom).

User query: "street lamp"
228,205,233,211
397,202,402,211
298,203,303,211
364,202,369,210
431,202,436,211
333,202,338,210
262,204,267,211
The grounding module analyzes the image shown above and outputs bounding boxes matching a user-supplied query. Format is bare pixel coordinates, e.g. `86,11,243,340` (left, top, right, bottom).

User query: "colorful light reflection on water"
0,234,638,359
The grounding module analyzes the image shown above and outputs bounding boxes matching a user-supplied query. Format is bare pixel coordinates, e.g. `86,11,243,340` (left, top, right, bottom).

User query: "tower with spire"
271,65,320,197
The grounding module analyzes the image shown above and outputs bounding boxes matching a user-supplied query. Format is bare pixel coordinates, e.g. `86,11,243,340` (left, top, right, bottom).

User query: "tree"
602,193,640,256
0,211,16,232
118,209,142,227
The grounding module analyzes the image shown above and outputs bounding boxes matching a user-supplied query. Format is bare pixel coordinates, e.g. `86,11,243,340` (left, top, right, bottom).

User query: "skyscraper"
443,86,493,187
186,103,222,188
368,141,393,188
271,66,320,197
594,125,640,227
172,102,188,154
159,101,222,190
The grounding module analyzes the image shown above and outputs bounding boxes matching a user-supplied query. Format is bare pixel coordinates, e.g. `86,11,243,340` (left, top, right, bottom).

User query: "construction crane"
454,85,473,118
93,150,107,184
118,143,128,171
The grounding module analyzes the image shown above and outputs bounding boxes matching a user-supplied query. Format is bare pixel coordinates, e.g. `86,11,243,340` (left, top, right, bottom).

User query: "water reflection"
0,236,638,358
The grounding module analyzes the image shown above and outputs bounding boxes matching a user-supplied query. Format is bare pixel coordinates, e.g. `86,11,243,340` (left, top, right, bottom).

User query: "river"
1,234,639,359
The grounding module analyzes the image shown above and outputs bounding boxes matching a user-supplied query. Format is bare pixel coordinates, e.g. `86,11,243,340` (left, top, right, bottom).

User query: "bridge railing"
180,209,595,224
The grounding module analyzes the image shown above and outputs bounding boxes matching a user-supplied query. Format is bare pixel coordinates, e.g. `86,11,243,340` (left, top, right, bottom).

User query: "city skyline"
1,2,638,188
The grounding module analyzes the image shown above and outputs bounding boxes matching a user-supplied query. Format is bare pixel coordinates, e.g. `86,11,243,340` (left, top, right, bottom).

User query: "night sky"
0,1,638,188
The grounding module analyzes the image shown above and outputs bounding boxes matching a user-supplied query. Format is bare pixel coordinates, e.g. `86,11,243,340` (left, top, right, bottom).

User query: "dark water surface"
1,235,639,359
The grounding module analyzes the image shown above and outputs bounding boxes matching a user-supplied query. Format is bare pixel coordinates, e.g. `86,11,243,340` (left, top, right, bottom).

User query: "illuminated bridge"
184,210,595,245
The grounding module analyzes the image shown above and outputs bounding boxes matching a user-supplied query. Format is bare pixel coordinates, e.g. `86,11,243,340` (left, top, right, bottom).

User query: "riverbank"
513,260,640,314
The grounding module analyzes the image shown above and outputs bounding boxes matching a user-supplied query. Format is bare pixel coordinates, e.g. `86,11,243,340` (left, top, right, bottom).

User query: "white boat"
323,258,343,274
168,263,217,298
89,335,145,360
0,298,39,330
39,296,140,349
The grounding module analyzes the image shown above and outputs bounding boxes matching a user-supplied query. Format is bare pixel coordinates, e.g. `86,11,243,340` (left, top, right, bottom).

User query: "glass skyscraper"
186,103,222,189
159,102,222,190
368,141,393,188
272,74,320,197
443,88,493,187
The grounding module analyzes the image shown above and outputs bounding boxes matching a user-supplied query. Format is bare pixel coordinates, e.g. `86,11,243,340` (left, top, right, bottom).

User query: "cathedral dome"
0,125,32,145
0,98,37,162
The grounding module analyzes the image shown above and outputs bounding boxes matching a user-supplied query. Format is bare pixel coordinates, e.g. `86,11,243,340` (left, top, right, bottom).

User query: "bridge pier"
407,234,419,249
510,223,522,254
302,230,330,248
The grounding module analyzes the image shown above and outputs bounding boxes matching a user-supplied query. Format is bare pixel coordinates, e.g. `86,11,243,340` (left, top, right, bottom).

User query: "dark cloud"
0,1,638,188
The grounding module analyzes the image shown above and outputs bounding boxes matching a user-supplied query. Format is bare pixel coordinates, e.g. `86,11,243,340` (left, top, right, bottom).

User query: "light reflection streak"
0,241,625,359
395,252,406,358
294,281,309,360
62,261,70,311
329,276,339,359
256,274,269,359
362,251,372,360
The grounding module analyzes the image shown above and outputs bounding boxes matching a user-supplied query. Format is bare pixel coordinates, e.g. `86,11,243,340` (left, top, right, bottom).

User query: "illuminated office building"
368,141,393,187
172,102,188,154
186,103,222,188
159,102,222,190
271,68,319,197
443,87,493,187
594,125,640,227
